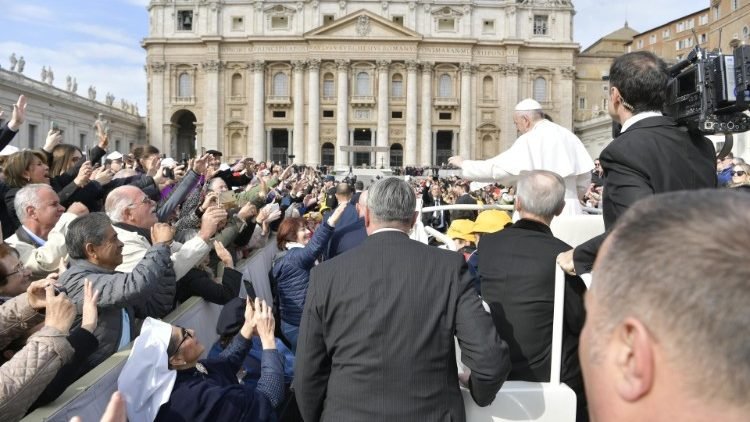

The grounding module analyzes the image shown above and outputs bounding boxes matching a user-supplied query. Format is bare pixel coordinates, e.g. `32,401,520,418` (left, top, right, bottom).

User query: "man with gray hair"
59,212,176,372
581,190,750,421
478,170,588,421
295,177,510,422
448,98,593,215
6,184,88,277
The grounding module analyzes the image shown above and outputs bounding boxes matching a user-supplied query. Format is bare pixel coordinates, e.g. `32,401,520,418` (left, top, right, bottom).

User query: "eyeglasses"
168,327,193,357
128,196,153,208
2,262,25,280
731,171,747,176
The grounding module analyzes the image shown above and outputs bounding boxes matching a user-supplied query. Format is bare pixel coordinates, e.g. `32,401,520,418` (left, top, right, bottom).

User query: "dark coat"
478,219,587,418
574,116,716,273
295,231,511,422
324,217,367,260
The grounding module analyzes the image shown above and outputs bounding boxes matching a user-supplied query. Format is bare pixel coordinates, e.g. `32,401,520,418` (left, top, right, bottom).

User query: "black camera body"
664,45,750,134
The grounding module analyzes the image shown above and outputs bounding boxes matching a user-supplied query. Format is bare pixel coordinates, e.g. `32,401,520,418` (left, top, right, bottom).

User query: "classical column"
335,59,350,168
292,60,306,164
420,62,433,166
148,62,166,151
306,59,321,166
459,62,472,158
266,129,272,162
559,66,576,130
252,60,266,161
376,60,390,167
405,60,418,166
503,64,520,151
371,128,377,166
470,66,478,158
202,60,222,152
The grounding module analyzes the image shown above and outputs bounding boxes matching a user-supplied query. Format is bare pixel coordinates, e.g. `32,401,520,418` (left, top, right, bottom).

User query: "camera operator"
559,51,717,275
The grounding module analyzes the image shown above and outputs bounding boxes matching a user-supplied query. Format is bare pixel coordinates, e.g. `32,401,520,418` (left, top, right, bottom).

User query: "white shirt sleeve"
461,159,516,184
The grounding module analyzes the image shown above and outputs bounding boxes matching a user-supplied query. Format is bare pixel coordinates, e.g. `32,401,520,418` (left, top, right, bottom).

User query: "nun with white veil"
117,298,284,422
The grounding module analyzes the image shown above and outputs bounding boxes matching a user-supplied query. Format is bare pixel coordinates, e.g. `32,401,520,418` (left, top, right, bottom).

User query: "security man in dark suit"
479,170,588,421
559,51,717,275
295,178,510,422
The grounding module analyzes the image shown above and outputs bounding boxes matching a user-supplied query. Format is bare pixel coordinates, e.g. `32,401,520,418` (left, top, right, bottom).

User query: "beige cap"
514,98,542,111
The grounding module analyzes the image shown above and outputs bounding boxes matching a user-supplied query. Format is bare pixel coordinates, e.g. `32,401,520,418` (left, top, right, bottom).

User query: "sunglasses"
732,171,747,176
168,327,193,357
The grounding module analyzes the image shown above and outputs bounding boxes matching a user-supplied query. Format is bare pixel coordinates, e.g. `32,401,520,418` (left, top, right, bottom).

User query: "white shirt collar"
372,228,407,235
620,111,663,133
286,242,305,249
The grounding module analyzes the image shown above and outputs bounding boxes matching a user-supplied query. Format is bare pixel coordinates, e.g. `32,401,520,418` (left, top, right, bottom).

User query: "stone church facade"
144,0,577,168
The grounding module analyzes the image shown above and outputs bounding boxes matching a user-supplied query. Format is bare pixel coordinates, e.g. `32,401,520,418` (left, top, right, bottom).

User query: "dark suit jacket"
295,230,511,422
478,220,586,389
421,192,451,232
574,116,716,273
324,217,367,260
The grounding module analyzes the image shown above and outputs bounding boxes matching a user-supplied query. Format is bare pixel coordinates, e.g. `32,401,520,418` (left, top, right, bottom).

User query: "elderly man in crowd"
449,98,593,215
581,189,750,421
59,212,176,372
105,185,225,280
6,184,88,278
295,178,510,422
479,170,588,421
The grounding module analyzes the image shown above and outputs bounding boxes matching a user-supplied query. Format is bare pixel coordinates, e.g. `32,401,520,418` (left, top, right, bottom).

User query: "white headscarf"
117,317,177,422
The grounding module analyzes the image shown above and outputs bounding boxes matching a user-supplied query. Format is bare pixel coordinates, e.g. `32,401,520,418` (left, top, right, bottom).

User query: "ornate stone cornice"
405,60,419,72
376,60,391,72
560,66,576,79
292,60,307,72
308,58,321,71
505,63,520,76
149,62,166,73
335,59,350,71
201,60,222,73
251,60,265,72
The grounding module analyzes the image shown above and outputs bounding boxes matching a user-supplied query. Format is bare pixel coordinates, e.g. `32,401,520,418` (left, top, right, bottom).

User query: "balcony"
390,95,406,105
266,95,291,108
172,96,195,105
321,95,336,104
479,97,497,107
350,95,376,107
433,97,458,109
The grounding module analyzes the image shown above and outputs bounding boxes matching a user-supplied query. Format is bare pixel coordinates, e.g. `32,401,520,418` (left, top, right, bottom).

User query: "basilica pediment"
304,9,422,41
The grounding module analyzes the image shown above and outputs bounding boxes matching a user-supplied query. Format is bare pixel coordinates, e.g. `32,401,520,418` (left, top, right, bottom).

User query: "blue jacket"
209,336,295,388
272,221,335,326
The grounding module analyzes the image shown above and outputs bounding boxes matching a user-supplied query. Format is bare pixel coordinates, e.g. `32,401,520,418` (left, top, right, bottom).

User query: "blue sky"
0,0,707,115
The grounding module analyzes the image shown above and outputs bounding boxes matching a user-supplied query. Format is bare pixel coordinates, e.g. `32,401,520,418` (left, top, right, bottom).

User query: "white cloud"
4,3,55,23
0,41,147,113
70,23,139,46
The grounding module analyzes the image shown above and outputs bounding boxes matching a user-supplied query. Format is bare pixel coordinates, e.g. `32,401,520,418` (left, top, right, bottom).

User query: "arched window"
178,72,191,97
744,26,749,39
273,72,288,96
323,72,335,97
533,77,547,102
231,73,243,97
438,74,452,97
231,132,242,155
356,71,371,95
482,76,494,100
391,73,403,97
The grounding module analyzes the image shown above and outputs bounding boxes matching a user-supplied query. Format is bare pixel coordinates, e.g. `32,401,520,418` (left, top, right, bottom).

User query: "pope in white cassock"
449,98,594,215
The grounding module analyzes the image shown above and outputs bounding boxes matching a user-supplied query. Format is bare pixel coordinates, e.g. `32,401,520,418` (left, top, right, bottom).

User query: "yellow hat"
472,210,512,234
447,219,476,243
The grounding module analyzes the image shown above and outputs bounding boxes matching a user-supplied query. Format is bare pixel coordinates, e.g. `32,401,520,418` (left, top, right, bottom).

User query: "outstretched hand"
8,94,27,131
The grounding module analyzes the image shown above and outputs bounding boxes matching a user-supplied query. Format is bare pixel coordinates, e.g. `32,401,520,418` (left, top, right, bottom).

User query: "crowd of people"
0,48,748,422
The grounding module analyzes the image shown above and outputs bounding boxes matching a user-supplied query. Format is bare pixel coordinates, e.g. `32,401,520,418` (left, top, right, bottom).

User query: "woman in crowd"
271,202,346,351
0,244,32,301
117,299,283,422
3,150,53,233
48,144,114,211
729,162,750,191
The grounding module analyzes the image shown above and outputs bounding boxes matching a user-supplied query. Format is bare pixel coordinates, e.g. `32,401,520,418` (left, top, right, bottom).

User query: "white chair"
458,266,578,421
